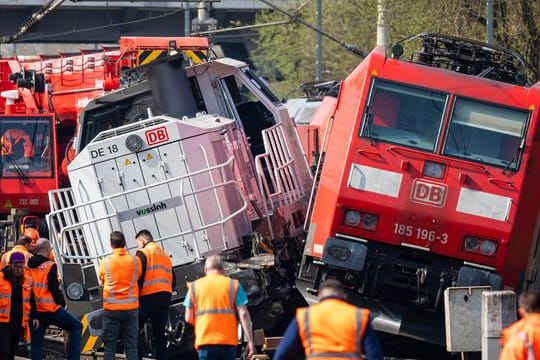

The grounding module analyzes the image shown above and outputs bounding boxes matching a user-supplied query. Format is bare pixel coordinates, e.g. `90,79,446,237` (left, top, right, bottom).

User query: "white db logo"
410,179,447,207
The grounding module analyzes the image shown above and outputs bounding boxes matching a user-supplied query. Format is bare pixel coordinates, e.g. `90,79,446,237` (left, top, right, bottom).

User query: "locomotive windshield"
0,116,54,178
443,98,528,170
361,79,447,152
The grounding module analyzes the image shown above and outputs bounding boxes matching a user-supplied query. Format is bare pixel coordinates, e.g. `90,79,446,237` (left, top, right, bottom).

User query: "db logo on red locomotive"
145,127,169,146
410,179,447,207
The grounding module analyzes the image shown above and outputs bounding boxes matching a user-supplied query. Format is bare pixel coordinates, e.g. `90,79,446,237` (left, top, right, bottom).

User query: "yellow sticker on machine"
3,199,12,209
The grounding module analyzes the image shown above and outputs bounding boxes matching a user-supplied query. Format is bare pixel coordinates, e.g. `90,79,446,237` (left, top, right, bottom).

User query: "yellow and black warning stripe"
81,313,102,352
137,50,169,66
183,50,208,64
137,49,208,66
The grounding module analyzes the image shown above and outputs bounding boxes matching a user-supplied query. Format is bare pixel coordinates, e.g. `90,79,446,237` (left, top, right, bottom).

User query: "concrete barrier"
481,290,517,360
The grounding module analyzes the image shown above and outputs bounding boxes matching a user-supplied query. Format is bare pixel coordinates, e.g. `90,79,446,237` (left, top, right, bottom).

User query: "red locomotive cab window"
443,98,528,171
0,116,54,178
361,79,448,152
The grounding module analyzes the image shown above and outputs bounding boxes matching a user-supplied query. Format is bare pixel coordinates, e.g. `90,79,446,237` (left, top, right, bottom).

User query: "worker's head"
110,231,126,249
318,279,347,301
24,227,40,246
518,290,540,317
204,254,224,274
34,237,51,257
135,229,154,249
9,252,25,278
16,235,32,250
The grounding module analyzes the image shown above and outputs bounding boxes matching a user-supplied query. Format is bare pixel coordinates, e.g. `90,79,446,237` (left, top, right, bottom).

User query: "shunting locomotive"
46,48,312,355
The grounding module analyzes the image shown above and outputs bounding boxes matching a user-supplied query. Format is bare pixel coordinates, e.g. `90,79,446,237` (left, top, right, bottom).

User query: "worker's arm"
272,318,303,360
171,269,177,292
135,251,146,289
182,287,194,325
362,323,384,360
97,260,105,285
237,305,255,359
234,283,255,358
47,264,66,307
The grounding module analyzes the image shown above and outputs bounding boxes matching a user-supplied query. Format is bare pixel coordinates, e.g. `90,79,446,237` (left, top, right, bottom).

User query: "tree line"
251,0,540,98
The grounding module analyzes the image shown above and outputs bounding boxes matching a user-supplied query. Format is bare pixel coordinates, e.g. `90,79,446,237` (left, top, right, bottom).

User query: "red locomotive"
301,33,540,344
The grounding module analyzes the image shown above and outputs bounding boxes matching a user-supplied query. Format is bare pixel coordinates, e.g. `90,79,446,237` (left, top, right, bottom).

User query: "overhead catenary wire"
258,0,366,58
190,0,311,37
9,9,184,43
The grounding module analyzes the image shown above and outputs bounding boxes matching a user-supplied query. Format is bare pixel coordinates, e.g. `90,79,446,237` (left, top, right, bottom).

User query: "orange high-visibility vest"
297,298,370,360
98,248,141,311
140,242,173,296
500,313,540,360
0,270,32,328
189,274,239,349
28,260,61,313
0,245,33,269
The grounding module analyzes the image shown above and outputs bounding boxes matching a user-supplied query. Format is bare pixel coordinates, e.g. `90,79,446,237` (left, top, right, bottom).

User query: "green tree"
252,0,540,98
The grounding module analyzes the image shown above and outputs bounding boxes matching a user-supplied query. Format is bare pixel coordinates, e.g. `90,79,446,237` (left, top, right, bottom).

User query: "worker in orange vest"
184,254,255,360
1,235,33,268
0,252,38,360
1,128,34,163
98,231,142,360
135,229,175,360
274,279,383,360
28,238,82,360
500,290,540,359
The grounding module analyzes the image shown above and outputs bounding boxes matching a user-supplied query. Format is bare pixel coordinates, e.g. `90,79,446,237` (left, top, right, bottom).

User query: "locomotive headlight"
361,213,379,231
463,236,479,252
463,235,498,257
423,161,446,179
125,134,143,152
480,240,498,256
344,210,361,227
66,282,84,301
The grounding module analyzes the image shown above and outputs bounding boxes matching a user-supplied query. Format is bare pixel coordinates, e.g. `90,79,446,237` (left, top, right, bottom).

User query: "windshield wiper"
1,152,29,185
502,138,524,174
364,112,375,145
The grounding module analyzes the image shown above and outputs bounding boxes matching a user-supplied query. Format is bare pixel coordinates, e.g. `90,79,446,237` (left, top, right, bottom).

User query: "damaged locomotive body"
47,54,312,354
301,33,540,344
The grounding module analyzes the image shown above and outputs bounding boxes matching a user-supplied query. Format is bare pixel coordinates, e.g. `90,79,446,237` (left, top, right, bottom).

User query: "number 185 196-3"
393,223,448,244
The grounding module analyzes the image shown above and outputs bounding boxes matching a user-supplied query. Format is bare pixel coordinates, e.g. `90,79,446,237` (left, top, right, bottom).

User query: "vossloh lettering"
136,202,167,216
116,196,183,222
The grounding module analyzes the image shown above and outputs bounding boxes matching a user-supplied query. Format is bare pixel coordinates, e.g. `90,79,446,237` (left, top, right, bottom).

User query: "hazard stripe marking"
138,50,166,65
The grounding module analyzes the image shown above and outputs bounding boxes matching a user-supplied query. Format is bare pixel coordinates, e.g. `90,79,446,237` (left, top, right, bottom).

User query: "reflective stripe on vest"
29,260,61,312
297,300,369,360
140,243,173,296
191,278,236,317
190,274,239,348
303,308,362,359
0,272,32,327
104,256,139,305
516,332,536,360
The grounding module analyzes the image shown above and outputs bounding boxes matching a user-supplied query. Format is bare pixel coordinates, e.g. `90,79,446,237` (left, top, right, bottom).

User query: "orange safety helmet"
23,227,40,245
